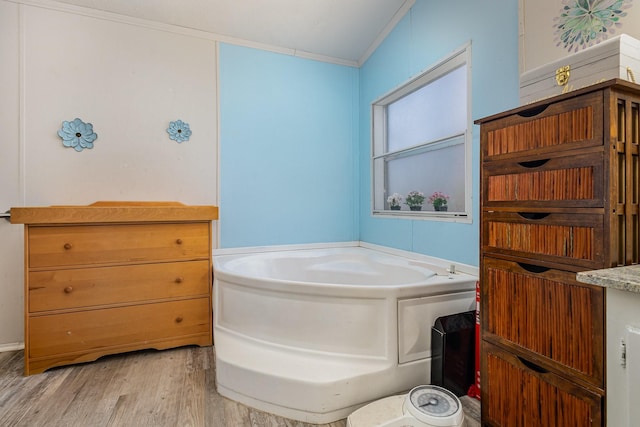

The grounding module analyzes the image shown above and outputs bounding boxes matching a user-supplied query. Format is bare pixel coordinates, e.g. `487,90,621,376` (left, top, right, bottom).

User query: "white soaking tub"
212,244,477,424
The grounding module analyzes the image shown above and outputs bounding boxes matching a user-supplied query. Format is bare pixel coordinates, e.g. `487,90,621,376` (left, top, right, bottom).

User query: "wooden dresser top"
10,201,218,225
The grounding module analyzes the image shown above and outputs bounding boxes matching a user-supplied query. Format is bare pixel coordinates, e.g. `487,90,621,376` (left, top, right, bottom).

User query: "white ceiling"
53,0,415,66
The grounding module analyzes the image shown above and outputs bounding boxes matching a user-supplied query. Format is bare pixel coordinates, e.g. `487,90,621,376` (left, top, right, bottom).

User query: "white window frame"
371,43,472,223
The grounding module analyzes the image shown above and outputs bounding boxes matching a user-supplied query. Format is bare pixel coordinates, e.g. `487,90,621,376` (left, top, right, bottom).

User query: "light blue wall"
219,0,520,265
358,0,520,266
219,44,359,247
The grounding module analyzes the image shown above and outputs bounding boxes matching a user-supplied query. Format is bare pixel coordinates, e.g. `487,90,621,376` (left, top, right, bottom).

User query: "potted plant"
405,191,425,211
429,191,450,211
387,193,403,210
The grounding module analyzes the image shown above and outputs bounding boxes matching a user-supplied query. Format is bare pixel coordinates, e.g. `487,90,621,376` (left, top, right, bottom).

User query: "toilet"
346,384,464,427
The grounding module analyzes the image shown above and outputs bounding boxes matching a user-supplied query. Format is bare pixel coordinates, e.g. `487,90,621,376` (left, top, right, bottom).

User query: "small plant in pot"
387,193,403,210
429,191,450,211
405,191,425,211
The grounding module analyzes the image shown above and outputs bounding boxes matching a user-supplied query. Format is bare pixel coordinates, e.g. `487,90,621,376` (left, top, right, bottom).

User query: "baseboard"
0,342,24,352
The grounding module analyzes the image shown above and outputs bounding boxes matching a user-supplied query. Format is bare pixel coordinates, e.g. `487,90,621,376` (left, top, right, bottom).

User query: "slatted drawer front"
483,257,603,384
483,212,603,268
29,260,210,312
484,343,601,427
28,223,210,268
483,151,603,208
29,298,210,359
483,91,602,160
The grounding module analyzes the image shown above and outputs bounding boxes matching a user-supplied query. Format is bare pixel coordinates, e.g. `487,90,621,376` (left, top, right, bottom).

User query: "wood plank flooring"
0,346,480,426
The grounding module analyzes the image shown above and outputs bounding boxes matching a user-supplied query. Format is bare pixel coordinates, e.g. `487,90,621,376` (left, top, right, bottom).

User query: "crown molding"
8,0,362,67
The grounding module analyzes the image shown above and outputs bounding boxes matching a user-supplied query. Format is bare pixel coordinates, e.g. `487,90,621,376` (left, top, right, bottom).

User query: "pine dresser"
10,201,218,375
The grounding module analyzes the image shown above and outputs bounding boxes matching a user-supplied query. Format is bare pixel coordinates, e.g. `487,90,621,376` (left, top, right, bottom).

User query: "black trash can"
430,310,475,397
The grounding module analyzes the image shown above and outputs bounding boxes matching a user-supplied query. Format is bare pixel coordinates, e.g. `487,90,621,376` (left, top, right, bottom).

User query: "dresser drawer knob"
175,277,184,284
176,238,183,245
63,243,73,250
64,286,74,294
175,316,184,323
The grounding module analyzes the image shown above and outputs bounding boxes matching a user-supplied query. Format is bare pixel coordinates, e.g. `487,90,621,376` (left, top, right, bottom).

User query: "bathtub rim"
212,241,479,277
213,242,478,299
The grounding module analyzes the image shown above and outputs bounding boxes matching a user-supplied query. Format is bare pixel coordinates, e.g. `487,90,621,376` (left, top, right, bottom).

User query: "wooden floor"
0,346,480,426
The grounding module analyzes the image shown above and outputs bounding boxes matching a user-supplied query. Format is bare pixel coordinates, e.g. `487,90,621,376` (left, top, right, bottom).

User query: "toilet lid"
404,385,463,426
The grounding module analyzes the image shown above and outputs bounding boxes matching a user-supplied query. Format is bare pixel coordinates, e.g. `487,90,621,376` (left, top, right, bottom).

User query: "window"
372,44,471,221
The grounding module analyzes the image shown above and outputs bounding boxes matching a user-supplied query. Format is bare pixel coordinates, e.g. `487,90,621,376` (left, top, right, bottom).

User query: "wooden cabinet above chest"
476,79,640,426
11,202,218,375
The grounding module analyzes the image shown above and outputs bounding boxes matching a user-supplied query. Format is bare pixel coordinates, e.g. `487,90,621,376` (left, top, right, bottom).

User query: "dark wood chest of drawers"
476,79,640,426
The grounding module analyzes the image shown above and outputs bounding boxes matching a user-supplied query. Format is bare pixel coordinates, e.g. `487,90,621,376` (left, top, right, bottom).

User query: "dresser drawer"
482,257,604,386
29,298,211,359
483,211,604,269
483,342,602,427
28,222,210,268
482,91,603,161
483,150,604,209
29,260,210,312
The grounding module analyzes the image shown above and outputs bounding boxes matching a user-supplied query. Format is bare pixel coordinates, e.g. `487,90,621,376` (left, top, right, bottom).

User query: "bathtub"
212,244,477,424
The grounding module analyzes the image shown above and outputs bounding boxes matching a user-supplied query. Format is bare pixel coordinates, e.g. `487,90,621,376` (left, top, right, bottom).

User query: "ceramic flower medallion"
58,118,98,152
167,119,192,143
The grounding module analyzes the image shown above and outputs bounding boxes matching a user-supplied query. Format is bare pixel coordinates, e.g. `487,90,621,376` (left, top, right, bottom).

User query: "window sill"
372,210,472,224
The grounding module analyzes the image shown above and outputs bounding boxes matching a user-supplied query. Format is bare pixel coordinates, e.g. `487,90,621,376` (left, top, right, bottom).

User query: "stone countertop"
576,265,640,294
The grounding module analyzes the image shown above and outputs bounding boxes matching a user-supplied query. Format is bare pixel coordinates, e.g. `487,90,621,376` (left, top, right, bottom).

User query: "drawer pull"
517,104,549,118
175,277,184,284
176,238,183,245
175,316,184,323
64,286,74,294
63,243,73,250
517,356,549,374
518,159,549,168
517,212,550,220
517,262,550,274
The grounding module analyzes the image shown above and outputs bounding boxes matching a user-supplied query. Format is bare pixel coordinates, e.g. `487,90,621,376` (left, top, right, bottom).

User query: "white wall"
607,288,640,427
0,0,24,350
0,0,218,347
519,0,640,73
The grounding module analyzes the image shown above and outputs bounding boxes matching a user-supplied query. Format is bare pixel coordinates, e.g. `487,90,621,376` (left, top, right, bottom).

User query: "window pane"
371,44,471,219
385,140,465,212
387,65,467,152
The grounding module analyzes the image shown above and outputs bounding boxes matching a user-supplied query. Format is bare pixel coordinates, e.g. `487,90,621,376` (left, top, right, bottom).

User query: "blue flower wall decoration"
167,119,192,143
554,0,633,53
58,118,98,152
